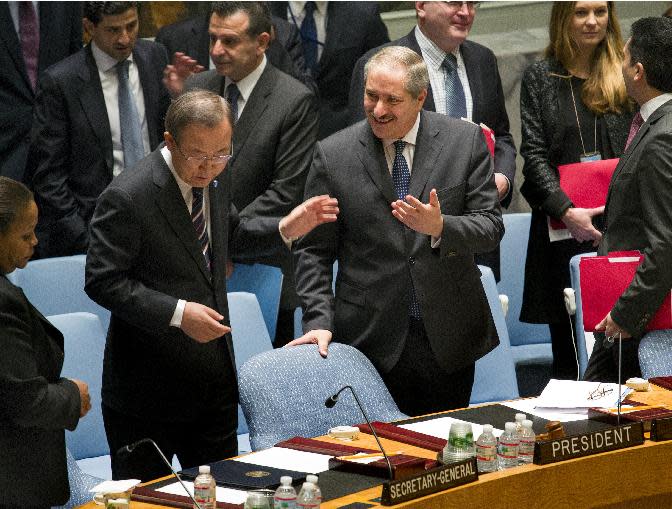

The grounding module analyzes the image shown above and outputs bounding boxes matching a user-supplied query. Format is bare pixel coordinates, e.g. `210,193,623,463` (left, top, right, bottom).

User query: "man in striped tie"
85,89,338,481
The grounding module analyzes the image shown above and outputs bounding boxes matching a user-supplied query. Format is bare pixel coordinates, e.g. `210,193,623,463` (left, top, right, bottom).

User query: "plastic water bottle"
296,482,320,509
518,419,536,465
497,422,519,470
305,475,321,506
245,492,270,509
193,465,216,509
475,424,498,473
274,476,297,509
514,413,527,433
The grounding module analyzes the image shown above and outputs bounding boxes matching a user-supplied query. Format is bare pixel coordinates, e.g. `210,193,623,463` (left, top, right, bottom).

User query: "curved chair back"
471,266,520,404
569,252,597,378
53,448,103,509
49,312,108,461
13,255,110,332
639,331,672,378
227,263,283,341
239,343,407,451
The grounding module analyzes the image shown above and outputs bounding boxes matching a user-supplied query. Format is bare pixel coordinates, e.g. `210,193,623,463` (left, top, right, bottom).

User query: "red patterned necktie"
19,1,39,91
624,112,643,151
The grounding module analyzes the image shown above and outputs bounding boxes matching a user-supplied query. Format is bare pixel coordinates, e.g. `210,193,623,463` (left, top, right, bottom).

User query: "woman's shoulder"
523,57,564,80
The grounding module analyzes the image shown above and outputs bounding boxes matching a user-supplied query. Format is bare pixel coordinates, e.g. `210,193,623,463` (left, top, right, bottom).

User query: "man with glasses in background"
349,1,516,281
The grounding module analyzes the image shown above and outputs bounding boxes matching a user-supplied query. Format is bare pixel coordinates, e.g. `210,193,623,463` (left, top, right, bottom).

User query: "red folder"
579,252,672,331
480,124,495,158
549,158,619,230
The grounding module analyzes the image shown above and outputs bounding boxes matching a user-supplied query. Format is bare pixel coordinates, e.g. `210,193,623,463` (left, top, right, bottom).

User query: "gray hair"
363,46,429,99
165,89,232,142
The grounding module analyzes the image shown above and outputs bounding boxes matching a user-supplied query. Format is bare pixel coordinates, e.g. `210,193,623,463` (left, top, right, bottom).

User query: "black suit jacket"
0,2,81,181
295,111,502,374
155,14,317,94
185,63,318,267
599,99,672,337
271,1,389,139
85,149,286,422
27,40,170,258
0,275,80,506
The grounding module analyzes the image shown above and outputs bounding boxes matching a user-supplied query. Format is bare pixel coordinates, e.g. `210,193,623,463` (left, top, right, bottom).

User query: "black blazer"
271,1,389,139
295,111,502,374
0,2,81,181
0,275,80,506
599,99,672,336
85,149,286,421
26,40,170,258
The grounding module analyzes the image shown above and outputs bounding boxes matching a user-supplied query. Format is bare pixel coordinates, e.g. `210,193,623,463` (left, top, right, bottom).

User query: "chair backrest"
639,331,672,378
53,448,103,509
228,292,273,436
13,255,110,333
569,252,597,378
498,213,551,347
226,263,283,341
471,265,520,404
48,312,108,460
238,343,407,451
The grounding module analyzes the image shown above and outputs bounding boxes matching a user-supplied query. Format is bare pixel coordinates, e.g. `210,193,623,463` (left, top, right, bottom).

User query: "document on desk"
399,416,504,440
156,480,248,504
534,379,632,414
503,397,590,422
233,446,332,474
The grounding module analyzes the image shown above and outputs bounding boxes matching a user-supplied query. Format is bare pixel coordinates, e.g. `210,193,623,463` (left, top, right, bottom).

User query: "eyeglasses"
443,1,481,11
175,142,232,167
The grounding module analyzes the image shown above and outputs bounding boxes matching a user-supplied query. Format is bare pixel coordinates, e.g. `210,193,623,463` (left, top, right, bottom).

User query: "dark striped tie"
191,187,211,271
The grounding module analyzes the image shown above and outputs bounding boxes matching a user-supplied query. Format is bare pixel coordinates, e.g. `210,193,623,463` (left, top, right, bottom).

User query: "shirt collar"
90,41,134,73
225,54,267,102
414,25,461,71
382,113,421,150
640,93,672,122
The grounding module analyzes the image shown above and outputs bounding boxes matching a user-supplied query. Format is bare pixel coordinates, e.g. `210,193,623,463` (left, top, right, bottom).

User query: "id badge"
580,151,602,162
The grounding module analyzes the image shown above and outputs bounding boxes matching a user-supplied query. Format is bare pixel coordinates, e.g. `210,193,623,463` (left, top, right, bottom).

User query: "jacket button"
408,256,415,265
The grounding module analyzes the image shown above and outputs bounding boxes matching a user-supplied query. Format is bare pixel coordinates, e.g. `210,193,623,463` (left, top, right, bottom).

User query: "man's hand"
285,329,332,358
181,302,230,343
279,195,339,240
596,312,632,340
391,188,443,237
163,52,205,98
561,206,604,246
70,378,91,418
494,172,510,201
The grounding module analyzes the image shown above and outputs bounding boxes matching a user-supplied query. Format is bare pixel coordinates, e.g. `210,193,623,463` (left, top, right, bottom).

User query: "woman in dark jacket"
0,176,90,508
519,1,633,380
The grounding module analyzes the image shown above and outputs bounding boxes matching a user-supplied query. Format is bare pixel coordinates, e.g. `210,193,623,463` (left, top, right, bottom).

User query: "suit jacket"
0,275,80,506
155,14,317,94
26,40,170,258
85,149,286,422
271,1,389,139
185,63,318,266
0,1,81,181
599,99,672,337
295,111,502,374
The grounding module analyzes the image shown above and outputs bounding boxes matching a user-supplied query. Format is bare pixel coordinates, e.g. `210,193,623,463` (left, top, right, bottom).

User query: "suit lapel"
232,65,272,156
356,124,396,204
208,176,227,288
460,41,481,121
0,4,31,92
134,43,159,147
409,113,441,198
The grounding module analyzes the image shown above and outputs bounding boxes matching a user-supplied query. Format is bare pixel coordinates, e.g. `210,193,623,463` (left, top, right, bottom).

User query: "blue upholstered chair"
227,263,283,341
52,447,103,509
48,312,111,480
13,255,110,333
238,343,407,451
471,266,520,404
638,331,672,378
228,292,274,452
568,252,597,378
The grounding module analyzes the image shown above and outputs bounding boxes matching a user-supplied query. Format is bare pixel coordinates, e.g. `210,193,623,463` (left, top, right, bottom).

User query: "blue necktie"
300,1,318,75
192,187,211,272
443,54,467,119
117,60,145,170
226,83,240,123
392,140,421,319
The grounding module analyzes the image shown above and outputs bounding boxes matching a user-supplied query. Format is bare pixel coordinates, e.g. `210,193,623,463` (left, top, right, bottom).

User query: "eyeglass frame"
443,1,481,11
173,139,233,167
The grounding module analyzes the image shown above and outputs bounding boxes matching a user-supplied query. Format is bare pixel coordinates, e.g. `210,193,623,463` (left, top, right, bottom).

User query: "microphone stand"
119,438,203,509
617,332,622,425
326,385,394,480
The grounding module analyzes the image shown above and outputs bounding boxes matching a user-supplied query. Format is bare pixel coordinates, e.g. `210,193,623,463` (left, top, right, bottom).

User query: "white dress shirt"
640,93,672,122
8,1,39,34
91,41,150,177
224,54,267,118
287,1,327,60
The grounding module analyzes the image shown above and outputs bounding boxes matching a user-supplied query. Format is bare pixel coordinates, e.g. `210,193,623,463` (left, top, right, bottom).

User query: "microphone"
118,438,203,509
325,385,394,480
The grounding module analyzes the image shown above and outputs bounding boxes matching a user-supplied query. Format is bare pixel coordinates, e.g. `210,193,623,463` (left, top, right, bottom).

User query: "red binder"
480,124,495,158
579,252,672,331
549,158,619,230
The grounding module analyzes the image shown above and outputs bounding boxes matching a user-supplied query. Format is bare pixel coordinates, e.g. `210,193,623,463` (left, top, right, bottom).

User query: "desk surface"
80,387,672,509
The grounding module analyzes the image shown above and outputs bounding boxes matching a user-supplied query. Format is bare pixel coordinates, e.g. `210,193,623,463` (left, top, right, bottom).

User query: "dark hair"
629,17,672,93
83,2,138,25
664,6,672,18
210,2,271,37
0,177,33,235
165,89,232,142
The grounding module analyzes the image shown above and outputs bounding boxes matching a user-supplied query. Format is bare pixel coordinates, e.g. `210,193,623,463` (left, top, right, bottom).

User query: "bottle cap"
482,424,493,433
515,413,526,422
199,465,210,474
306,474,318,484
505,422,517,432
280,476,292,485
301,482,315,490
522,419,533,428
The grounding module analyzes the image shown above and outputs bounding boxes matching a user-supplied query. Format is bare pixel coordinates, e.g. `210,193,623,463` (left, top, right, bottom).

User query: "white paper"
233,446,331,474
156,481,248,505
535,379,632,410
548,217,573,242
399,416,504,440
503,398,590,422
90,479,141,493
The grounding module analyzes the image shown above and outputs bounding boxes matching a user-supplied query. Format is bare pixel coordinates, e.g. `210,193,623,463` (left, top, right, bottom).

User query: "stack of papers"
399,416,504,439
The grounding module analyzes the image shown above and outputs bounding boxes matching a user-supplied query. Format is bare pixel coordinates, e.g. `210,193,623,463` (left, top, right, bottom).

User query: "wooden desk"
80,389,672,509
